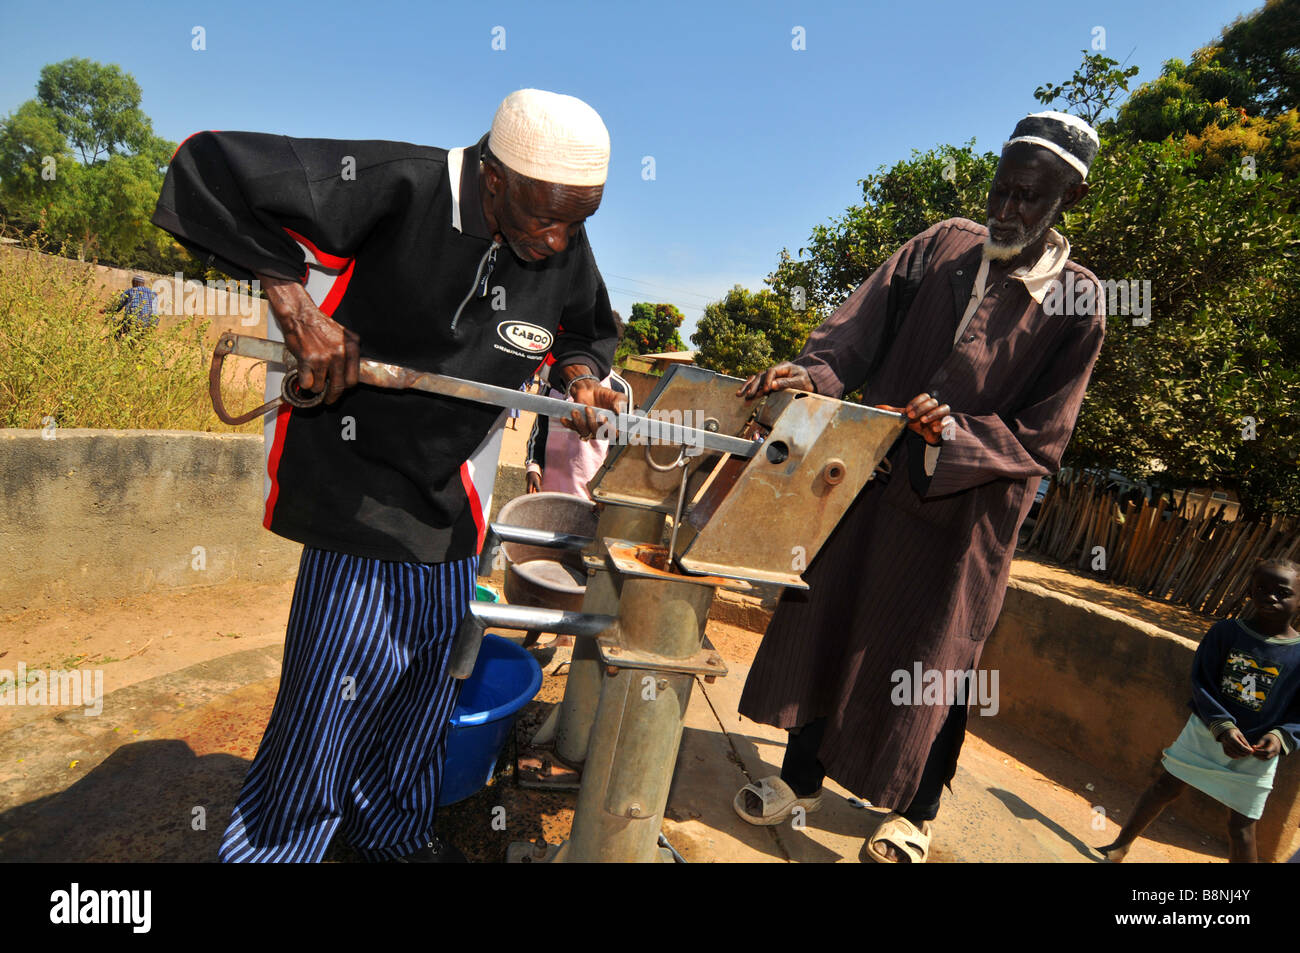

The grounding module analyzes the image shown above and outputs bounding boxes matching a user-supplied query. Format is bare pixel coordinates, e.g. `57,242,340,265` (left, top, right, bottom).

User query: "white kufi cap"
488,89,610,187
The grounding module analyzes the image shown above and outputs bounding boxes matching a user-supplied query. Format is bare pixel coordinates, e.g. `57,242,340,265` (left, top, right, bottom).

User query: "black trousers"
780,704,968,825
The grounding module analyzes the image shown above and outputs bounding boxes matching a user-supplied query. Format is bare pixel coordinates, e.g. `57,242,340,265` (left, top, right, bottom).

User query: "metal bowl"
496,492,598,612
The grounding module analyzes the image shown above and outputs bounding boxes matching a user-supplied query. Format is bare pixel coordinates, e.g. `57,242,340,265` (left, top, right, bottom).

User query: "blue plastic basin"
439,603,542,805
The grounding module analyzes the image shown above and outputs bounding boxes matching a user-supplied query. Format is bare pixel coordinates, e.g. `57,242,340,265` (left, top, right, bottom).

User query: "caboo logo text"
497,321,553,353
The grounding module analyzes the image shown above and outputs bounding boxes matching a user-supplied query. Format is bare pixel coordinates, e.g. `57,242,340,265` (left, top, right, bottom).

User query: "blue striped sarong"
220,547,476,862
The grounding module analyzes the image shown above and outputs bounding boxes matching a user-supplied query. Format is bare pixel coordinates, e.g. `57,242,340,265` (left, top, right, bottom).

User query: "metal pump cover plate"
677,392,905,588
602,539,752,591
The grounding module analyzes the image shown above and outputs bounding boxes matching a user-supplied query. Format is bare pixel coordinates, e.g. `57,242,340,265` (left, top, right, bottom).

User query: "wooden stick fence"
1022,471,1298,618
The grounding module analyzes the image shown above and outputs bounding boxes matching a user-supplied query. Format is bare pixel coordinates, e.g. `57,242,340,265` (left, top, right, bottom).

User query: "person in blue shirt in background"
102,275,158,338
1099,558,1300,863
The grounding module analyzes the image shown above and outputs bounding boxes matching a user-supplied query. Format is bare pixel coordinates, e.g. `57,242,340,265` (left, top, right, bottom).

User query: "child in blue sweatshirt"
1099,558,1300,863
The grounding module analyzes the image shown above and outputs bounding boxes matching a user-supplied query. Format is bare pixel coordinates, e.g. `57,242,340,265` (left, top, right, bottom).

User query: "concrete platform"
0,646,281,862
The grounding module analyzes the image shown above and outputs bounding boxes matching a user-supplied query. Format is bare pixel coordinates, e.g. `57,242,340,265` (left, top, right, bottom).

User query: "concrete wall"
983,579,1300,863
0,429,526,613
1,430,299,611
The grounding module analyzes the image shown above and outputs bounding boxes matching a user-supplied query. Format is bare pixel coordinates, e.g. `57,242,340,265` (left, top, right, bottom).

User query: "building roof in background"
634,351,696,362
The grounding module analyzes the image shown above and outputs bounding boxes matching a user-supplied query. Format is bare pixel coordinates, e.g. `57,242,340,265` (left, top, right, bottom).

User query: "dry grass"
0,236,261,432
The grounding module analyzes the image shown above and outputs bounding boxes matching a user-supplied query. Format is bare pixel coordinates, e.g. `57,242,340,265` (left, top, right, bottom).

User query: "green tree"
1105,33,1299,192
1038,43,1300,515
1114,50,1255,143
618,302,686,362
0,101,72,214
1214,0,1300,116
691,285,818,378
1112,2,1299,147
36,58,157,164
0,58,188,269
1064,137,1300,515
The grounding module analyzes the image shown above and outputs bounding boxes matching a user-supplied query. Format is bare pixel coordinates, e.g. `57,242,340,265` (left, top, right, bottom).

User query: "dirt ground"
0,582,292,734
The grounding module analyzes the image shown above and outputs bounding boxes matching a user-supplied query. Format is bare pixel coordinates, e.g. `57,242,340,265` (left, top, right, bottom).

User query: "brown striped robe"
738,217,1106,809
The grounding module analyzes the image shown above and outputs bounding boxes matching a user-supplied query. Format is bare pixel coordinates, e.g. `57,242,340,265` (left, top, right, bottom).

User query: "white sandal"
733,776,823,826
865,812,931,863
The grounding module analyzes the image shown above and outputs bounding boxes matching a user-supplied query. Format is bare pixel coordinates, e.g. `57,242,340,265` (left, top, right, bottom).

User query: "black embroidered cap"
1005,111,1099,180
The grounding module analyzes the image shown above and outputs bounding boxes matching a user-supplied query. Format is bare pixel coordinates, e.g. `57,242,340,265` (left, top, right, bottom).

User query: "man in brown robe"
734,112,1107,862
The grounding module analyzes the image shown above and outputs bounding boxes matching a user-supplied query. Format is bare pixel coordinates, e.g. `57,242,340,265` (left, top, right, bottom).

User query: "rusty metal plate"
677,393,905,588
588,365,757,511
603,539,752,592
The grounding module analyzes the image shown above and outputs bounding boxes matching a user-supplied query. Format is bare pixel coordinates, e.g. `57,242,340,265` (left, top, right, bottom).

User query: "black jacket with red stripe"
153,131,617,563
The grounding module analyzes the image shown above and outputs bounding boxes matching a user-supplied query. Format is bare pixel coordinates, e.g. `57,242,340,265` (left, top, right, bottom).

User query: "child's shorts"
1162,714,1279,819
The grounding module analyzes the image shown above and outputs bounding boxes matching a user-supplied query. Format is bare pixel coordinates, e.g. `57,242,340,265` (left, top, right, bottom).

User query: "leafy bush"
692,285,818,378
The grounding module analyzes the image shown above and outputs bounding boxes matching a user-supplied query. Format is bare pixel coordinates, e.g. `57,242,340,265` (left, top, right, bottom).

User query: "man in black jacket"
154,89,623,862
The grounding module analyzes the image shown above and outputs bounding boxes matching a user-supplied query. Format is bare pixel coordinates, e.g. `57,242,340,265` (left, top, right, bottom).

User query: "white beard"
984,197,1063,263
982,239,1024,261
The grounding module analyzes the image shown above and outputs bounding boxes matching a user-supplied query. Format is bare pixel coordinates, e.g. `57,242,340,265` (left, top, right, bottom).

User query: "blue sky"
0,0,1259,339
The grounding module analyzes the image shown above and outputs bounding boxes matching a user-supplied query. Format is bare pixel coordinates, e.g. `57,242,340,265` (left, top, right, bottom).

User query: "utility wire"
604,273,723,302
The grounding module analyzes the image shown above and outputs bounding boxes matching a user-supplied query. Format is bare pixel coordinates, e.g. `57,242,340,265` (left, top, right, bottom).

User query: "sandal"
865,812,931,863
733,776,823,826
